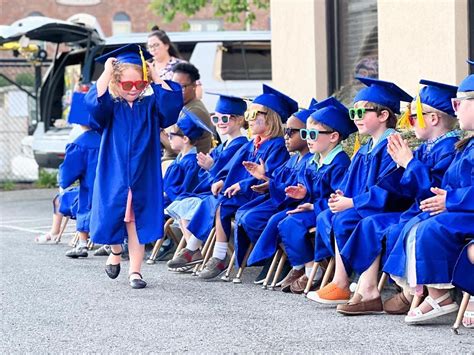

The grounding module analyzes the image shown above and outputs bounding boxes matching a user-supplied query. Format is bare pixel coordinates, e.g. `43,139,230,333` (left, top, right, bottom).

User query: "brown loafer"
383,292,411,315
336,293,384,315
290,274,316,294
280,268,305,293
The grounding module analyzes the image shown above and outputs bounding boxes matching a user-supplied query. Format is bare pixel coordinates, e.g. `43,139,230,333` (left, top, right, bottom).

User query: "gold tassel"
416,88,426,128
352,133,361,158
247,127,252,139
397,103,411,130
138,45,148,82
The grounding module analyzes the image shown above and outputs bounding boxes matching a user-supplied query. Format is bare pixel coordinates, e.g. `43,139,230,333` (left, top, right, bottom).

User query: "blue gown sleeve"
164,158,200,201
312,164,348,215
84,84,114,130
58,143,85,189
150,81,184,129
214,143,249,184
446,186,474,212
268,164,290,205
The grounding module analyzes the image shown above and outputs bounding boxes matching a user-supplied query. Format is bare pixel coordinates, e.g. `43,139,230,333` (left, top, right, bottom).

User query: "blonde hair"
417,103,457,131
109,62,148,99
249,103,284,138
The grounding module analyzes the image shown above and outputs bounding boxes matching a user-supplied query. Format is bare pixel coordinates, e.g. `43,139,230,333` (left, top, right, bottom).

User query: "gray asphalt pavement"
1,189,472,353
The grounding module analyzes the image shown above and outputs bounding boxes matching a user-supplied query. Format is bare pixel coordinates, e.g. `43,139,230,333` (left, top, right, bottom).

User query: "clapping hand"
419,187,447,215
387,133,413,168
285,183,307,200
242,159,267,180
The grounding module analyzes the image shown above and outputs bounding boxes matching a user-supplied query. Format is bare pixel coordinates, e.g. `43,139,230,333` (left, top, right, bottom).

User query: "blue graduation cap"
253,84,299,123
67,92,90,126
310,97,357,139
467,59,474,65
293,98,318,124
207,92,247,116
417,79,458,116
354,77,413,114
177,108,213,140
458,74,474,93
95,44,152,65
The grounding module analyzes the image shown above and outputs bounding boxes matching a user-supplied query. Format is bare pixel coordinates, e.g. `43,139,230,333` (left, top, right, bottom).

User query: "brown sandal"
384,292,411,314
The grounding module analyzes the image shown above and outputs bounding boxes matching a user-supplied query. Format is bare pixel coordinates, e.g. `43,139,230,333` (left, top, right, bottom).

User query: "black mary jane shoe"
105,248,122,279
129,272,147,289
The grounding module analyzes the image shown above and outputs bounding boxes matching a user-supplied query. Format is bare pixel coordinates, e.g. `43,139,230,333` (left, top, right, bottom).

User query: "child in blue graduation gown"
334,80,460,315
85,44,183,289
231,100,317,271
163,109,213,208
187,85,296,280
166,94,248,269
249,97,355,293
382,73,474,324
307,77,413,305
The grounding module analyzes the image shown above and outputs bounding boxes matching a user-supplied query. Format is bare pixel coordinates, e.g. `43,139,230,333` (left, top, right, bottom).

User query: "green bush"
1,180,15,191
15,72,35,87
35,169,58,188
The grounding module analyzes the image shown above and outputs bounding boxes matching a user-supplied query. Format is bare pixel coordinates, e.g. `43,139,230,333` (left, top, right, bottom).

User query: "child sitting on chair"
165,94,248,269
247,97,355,292
383,72,474,324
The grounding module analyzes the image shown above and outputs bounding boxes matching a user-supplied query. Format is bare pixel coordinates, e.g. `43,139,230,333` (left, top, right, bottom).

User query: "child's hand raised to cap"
285,183,307,200
104,57,117,74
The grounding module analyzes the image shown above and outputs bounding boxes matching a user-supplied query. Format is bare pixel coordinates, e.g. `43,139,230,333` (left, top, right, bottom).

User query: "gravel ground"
1,189,472,353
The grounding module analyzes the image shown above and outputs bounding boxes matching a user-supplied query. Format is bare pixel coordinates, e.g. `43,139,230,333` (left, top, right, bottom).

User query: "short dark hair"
372,103,397,129
172,62,200,82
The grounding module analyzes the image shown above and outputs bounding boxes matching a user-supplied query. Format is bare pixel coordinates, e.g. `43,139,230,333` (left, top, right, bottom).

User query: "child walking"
85,44,183,289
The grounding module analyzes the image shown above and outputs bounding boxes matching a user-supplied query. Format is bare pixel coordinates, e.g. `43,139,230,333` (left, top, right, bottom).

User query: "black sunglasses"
284,128,301,137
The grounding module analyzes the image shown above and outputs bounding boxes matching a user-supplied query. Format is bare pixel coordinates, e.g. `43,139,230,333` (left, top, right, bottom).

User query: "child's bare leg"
215,206,227,243
408,287,454,316
106,244,122,265
178,219,192,242
126,222,144,280
462,245,474,326
49,197,63,235
352,254,381,301
331,243,350,290
179,219,202,251
467,244,474,264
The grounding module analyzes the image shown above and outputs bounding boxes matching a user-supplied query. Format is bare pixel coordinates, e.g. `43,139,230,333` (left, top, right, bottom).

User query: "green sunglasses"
348,107,377,121
300,129,334,141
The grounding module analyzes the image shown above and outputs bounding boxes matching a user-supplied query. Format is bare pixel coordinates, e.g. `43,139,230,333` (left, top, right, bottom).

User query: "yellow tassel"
416,89,426,128
352,134,361,158
212,137,218,148
247,127,252,139
138,45,148,82
397,103,411,130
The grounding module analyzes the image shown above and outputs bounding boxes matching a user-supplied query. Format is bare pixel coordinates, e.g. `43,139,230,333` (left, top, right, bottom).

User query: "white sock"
293,265,304,270
186,235,202,251
212,241,228,260
305,265,312,278
162,238,171,247
78,239,88,248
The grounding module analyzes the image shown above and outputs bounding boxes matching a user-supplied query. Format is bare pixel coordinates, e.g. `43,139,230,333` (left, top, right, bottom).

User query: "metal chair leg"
452,292,471,334
269,252,287,290
320,257,334,289
377,272,388,292
192,228,215,276
147,218,174,265
233,244,254,284
221,251,236,282
410,294,423,311
55,217,70,244
262,249,282,290
70,232,79,248
199,230,216,272
304,262,320,295
87,240,94,250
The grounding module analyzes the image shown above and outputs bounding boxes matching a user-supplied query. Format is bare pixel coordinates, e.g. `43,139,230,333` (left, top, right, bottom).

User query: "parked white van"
0,15,271,168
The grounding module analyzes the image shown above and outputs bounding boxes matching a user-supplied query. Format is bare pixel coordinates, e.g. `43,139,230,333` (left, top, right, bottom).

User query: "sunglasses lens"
309,130,318,140
356,108,364,119
121,81,133,91
300,130,307,140
221,115,230,124
349,109,355,120
136,81,147,90
211,116,219,124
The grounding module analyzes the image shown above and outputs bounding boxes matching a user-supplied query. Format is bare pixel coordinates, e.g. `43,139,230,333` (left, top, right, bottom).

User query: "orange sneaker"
307,282,350,305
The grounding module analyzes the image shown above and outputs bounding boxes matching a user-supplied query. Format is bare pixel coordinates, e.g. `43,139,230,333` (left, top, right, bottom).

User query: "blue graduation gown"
185,136,248,197
233,152,312,266
57,187,79,219
85,81,183,245
314,132,402,263
187,137,290,241
452,241,474,295
340,136,458,274
58,130,101,232
383,138,474,285
248,150,351,267
163,150,201,207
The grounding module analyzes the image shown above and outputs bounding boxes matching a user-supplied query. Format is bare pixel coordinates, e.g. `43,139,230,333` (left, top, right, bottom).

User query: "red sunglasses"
119,80,148,91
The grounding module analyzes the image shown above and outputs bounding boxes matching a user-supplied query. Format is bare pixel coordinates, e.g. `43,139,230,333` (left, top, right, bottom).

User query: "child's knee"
467,244,474,264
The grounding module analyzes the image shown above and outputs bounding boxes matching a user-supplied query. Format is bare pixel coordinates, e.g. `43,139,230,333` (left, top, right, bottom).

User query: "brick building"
1,0,270,35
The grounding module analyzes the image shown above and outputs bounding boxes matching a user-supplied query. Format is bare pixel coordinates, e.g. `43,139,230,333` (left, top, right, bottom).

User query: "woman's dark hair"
172,62,200,82
148,25,182,59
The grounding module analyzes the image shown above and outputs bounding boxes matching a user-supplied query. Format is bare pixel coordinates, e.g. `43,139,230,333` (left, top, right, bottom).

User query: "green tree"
149,0,269,28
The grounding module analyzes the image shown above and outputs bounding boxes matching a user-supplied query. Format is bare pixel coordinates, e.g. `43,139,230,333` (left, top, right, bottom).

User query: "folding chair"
191,227,215,275
232,243,254,284
69,232,79,248
86,239,94,250
146,218,176,265
262,249,283,289
377,272,388,292
268,251,287,290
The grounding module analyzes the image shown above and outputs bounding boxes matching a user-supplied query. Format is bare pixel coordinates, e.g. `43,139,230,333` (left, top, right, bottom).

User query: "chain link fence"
0,58,50,182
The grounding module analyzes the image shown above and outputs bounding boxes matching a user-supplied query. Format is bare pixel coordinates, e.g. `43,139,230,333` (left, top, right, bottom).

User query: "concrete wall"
378,0,469,94
270,0,329,107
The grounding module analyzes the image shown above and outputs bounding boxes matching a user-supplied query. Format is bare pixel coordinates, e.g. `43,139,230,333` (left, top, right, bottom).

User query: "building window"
112,12,131,35
221,42,271,80
188,19,223,32
330,0,378,93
